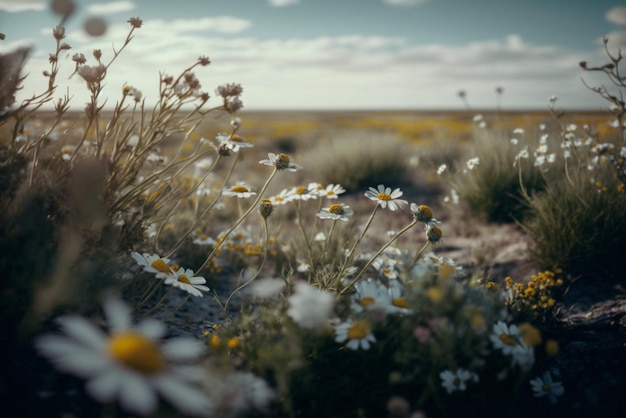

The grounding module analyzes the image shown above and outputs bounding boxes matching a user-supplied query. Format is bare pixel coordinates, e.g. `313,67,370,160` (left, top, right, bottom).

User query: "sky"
1,0,625,111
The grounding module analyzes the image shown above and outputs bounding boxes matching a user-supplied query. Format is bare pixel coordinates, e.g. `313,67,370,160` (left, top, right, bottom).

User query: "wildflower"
466,157,480,170
249,278,285,298
208,371,275,414
164,267,210,297
289,185,317,201
267,188,292,206
194,157,214,175
410,203,437,225
530,371,565,404
352,279,391,313
131,252,172,278
439,368,479,394
72,53,86,64
426,225,443,244
516,146,529,160
335,319,376,350
128,17,143,28
387,280,411,313
198,55,210,66
35,297,212,416
216,82,243,98
364,184,408,211
259,198,273,219
286,282,334,329
216,133,253,153
490,321,522,355
259,152,301,171
320,183,346,198
317,203,354,221
223,182,256,198
437,164,447,175
77,63,106,83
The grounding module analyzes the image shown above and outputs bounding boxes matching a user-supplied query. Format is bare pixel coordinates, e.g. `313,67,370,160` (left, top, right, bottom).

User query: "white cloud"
603,30,626,51
0,0,45,12
7,28,608,111
383,0,428,6
606,6,626,25
86,1,135,15
268,0,299,6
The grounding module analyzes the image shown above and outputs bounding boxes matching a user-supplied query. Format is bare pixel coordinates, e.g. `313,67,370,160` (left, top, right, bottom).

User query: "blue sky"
1,0,625,110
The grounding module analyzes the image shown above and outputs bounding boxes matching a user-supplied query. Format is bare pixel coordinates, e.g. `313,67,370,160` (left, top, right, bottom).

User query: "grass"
2,11,626,418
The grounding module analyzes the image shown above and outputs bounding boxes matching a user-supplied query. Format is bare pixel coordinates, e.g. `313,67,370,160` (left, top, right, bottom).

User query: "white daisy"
131,252,172,278
440,368,479,394
352,279,392,313
320,183,346,199
490,321,523,355
286,282,334,329
258,153,301,172
316,203,354,221
530,371,565,404
164,267,210,297
334,318,376,350
35,297,212,416
216,133,253,153
364,184,408,211
222,182,257,198
466,157,480,170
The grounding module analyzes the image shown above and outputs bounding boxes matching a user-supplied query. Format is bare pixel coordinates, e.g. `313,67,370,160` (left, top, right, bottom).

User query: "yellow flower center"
178,273,191,284
542,383,551,392
360,296,376,307
498,333,517,346
453,377,461,388
278,153,290,163
392,297,409,309
347,319,371,340
231,134,244,142
418,204,433,218
296,186,307,194
150,259,171,274
231,185,249,193
108,332,165,374
377,193,392,201
328,204,344,214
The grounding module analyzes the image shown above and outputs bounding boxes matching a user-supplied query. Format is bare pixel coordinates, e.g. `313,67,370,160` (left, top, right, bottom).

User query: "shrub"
297,131,414,192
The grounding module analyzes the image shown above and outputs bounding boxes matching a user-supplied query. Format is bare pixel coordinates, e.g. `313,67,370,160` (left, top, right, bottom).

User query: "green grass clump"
297,131,414,192
522,171,626,280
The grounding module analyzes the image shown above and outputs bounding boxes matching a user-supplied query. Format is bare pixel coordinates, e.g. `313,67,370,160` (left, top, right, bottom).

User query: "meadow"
2,13,626,418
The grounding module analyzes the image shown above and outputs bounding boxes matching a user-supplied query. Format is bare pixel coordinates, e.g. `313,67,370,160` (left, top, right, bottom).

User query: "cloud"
383,0,428,6
86,1,135,15
0,0,45,12
268,0,299,6
606,6,626,25
603,30,626,51
9,27,607,111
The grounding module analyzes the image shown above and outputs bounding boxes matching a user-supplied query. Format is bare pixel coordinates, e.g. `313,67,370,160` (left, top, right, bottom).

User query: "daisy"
364,184,408,211
317,203,354,221
335,318,376,350
267,188,293,206
320,183,346,199
352,279,392,313
410,203,437,225
131,252,173,278
490,321,523,355
35,297,212,416
258,153,301,172
164,267,210,297
466,157,480,170
440,368,479,394
530,371,565,404
286,282,334,329
222,182,257,198
437,164,447,175
288,184,317,201
216,132,253,153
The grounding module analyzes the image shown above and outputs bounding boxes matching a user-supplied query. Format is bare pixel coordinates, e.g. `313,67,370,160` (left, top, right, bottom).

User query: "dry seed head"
260,199,273,219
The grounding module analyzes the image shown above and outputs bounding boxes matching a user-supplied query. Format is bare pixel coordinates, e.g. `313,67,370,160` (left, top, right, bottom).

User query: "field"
3,14,626,418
